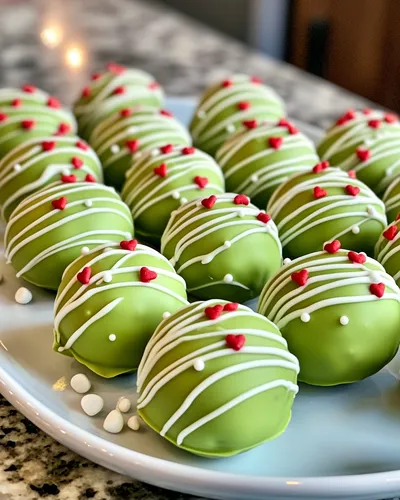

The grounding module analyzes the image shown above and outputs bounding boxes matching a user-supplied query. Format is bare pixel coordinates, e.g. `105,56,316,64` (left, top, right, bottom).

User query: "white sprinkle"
81,394,104,416
81,246,90,255
111,144,120,154
70,373,91,394
117,397,131,413
62,168,70,176
367,205,376,216
283,258,292,265
197,110,206,119
172,191,180,199
224,273,233,283
351,225,360,234
238,209,246,218
301,312,310,323
194,359,205,371
201,255,213,264
151,148,160,157
340,315,349,326
103,271,112,283
251,174,259,183
226,123,235,133
109,334,117,342
84,200,93,208
103,409,124,434
13,164,22,172
127,415,140,431
224,240,232,248
15,287,32,305
370,270,381,282
162,311,171,319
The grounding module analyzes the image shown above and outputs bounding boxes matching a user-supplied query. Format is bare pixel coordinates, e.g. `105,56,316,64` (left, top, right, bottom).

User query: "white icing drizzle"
375,219,400,282
383,176,400,217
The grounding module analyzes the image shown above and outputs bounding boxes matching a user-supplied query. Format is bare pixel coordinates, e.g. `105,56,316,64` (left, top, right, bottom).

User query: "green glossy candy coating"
161,193,282,302
0,136,103,221
137,300,299,457
4,181,133,290
383,176,400,223
190,74,285,157
216,121,318,208
89,108,191,190
121,146,225,246
258,249,400,386
317,109,400,195
53,242,188,378
267,167,387,259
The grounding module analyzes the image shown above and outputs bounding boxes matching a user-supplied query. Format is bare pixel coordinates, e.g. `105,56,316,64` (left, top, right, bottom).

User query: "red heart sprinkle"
356,148,371,162
205,304,224,320
370,282,385,298
148,81,159,90
47,96,61,108
222,79,232,88
278,118,290,127
154,163,168,177
106,62,125,74
61,174,77,183
385,113,398,123
225,334,246,351
243,119,257,129
348,251,366,264
238,101,251,111
120,108,133,118
21,120,35,130
257,212,271,223
12,98,22,107
201,195,217,209
291,269,309,286
113,86,125,95
182,146,196,155
140,267,157,283
312,161,330,173
76,140,88,150
81,87,91,98
0,113,8,122
396,213,400,221
120,239,138,251
160,109,173,117
126,139,140,153
160,144,174,154
368,119,381,129
91,72,101,80
345,184,360,196
383,225,398,240
234,194,249,205
223,302,239,312
194,176,208,189
77,266,92,285
268,136,283,149
51,196,67,210
22,84,36,93
56,123,71,135
348,170,357,179
42,140,56,151
71,157,83,169
336,110,355,125
324,240,341,253
251,76,263,84
314,186,327,199
287,123,299,134
85,174,96,183
363,108,372,115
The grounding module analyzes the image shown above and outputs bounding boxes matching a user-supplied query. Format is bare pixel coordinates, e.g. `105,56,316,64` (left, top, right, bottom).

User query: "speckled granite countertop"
0,0,378,499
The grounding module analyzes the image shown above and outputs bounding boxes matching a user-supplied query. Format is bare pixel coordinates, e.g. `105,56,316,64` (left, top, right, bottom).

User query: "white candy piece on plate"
15,287,32,305
81,394,104,416
70,373,91,394
117,397,131,413
127,415,140,431
103,409,124,434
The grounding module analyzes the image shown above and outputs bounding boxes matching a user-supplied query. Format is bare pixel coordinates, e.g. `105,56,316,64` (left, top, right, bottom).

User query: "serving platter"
1,97,400,500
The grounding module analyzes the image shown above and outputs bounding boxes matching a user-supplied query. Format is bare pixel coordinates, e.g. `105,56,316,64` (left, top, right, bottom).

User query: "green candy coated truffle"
0,136,103,221
258,249,400,386
53,242,188,378
268,167,387,259
122,146,225,246
317,109,400,195
4,181,133,290
73,64,164,140
89,107,191,190
161,193,282,302
383,176,400,223
0,87,77,159
137,300,299,457
216,119,318,208
375,219,400,286
190,74,285,157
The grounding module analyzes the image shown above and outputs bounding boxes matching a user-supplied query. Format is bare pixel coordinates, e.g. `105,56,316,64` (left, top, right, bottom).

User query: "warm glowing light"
286,481,301,486
40,26,63,48
65,46,85,69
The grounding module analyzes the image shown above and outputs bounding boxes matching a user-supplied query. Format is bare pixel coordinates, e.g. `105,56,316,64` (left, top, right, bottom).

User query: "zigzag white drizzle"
137,300,299,446
258,251,400,328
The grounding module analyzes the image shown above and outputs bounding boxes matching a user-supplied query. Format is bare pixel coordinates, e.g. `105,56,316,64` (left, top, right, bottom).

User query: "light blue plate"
1,98,400,500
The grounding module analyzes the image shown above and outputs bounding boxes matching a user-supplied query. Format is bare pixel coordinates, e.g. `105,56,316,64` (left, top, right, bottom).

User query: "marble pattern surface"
0,0,389,498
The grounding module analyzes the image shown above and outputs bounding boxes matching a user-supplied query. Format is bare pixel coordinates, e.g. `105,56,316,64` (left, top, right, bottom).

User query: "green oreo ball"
190,74,285,157
383,176,400,223
267,165,387,259
216,118,318,208
121,145,225,246
137,299,299,457
317,108,400,195
161,193,282,302
53,241,188,378
89,107,191,190
0,136,103,221
4,180,133,290
258,248,400,386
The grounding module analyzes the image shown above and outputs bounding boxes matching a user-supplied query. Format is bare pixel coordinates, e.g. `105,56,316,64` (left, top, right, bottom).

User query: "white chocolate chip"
109,334,117,342
81,394,104,416
194,359,205,371
224,273,233,283
172,191,180,200
117,397,131,413
110,144,120,154
103,409,124,434
70,373,91,394
127,415,140,431
340,315,349,326
301,312,310,323
15,287,32,305
162,311,171,319
81,246,90,255
84,200,93,208
351,225,360,234
103,271,112,283
283,258,292,265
